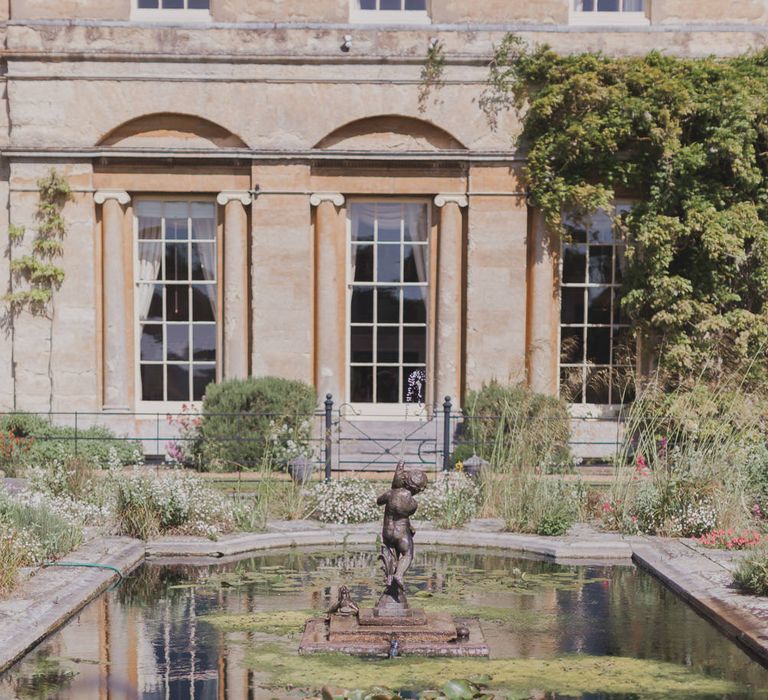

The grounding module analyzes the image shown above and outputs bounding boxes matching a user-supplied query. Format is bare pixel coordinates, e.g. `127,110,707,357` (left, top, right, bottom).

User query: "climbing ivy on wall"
481,36,768,386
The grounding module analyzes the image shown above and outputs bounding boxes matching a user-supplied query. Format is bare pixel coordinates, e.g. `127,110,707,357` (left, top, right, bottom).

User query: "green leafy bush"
417,472,481,529
460,381,572,472
500,476,582,537
734,549,768,596
0,413,142,470
193,377,317,471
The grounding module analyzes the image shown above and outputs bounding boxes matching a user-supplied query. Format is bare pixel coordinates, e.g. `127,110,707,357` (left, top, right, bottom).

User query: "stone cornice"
94,189,130,205
310,192,345,207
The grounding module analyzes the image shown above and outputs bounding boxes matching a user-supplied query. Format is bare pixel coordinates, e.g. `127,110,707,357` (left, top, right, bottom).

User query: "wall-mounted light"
341,35,353,52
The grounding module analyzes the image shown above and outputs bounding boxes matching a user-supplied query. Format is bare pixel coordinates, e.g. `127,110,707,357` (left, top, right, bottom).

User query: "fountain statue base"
298,602,489,658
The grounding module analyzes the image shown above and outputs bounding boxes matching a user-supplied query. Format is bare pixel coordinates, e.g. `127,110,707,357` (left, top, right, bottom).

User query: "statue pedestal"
298,608,489,657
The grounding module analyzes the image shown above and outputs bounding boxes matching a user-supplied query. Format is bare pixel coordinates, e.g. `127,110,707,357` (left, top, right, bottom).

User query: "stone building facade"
0,1,765,447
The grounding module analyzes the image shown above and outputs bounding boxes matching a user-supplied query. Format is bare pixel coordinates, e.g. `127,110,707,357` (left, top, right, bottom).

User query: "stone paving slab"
0,537,144,674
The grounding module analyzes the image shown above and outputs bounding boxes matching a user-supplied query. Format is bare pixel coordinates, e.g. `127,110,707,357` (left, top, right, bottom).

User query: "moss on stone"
202,610,314,636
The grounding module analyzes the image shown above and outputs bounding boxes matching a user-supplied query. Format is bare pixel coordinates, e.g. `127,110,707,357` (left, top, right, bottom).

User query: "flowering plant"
416,471,481,529
309,479,379,524
695,528,762,550
267,419,318,467
165,403,203,466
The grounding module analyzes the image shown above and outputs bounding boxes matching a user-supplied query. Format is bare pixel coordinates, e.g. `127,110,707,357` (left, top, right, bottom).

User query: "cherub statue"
327,585,359,617
377,461,428,596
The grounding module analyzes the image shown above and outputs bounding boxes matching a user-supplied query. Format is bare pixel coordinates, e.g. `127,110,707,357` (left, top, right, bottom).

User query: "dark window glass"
560,367,583,403
138,0,159,7
140,325,163,362
611,373,635,404
351,287,374,323
404,0,426,9
597,0,620,10
162,0,184,8
380,0,401,10
359,0,376,9
165,243,189,281
612,327,634,365
193,365,215,401
376,367,399,403
353,245,374,282
377,327,399,363
165,217,188,240
403,204,428,241
193,325,216,361
403,246,427,283
377,204,401,242
377,287,400,324
561,287,585,324
352,204,375,242
586,375,610,404
588,246,613,284
351,327,374,363
166,324,189,361
402,287,426,323
192,285,216,322
581,0,595,10
562,245,586,283
377,245,401,283
190,243,215,281
166,285,189,322
167,364,189,401
587,287,612,324
560,327,584,364
613,290,623,324
402,367,426,402
587,327,611,364
138,217,161,240
351,366,373,402
402,327,426,364
141,365,163,401
187,0,210,8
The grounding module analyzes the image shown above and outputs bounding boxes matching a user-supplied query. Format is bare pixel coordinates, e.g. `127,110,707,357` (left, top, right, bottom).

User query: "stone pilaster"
94,190,131,410
310,193,346,402
434,194,467,407
217,190,252,379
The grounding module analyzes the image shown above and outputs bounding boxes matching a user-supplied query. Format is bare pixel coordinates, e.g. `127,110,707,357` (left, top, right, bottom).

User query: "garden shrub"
193,377,317,471
734,549,768,596
460,381,572,472
0,413,142,470
113,470,234,540
416,472,481,529
309,479,379,524
500,475,582,537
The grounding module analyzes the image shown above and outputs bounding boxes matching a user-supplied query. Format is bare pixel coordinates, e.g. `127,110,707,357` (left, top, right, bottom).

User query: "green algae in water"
203,609,314,636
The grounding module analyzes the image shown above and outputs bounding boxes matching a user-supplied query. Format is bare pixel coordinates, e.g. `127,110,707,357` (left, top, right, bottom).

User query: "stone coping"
1,523,768,676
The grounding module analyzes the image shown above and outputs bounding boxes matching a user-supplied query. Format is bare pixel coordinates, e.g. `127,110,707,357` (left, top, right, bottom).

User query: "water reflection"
2,548,768,699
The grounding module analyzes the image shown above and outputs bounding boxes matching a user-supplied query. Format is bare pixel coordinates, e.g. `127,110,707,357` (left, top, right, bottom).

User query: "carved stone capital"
310,192,345,207
94,190,130,206
217,190,253,206
434,194,468,208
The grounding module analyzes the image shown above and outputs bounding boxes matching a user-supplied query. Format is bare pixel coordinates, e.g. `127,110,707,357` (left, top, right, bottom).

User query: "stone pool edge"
1,526,766,675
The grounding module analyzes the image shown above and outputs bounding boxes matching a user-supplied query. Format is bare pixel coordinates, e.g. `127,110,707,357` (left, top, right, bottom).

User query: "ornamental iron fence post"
442,395,452,472
324,393,333,482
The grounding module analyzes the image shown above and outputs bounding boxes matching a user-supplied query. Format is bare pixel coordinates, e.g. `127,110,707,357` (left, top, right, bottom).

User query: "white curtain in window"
623,0,644,10
404,204,428,287
137,223,163,320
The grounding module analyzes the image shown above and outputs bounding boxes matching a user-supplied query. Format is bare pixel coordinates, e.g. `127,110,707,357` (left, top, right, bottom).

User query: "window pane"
167,324,190,361
612,327,634,365
138,284,163,321
191,243,215,281
585,369,610,403
351,326,373,363
191,208,215,240
138,215,161,241
613,290,623,324
597,0,620,10
193,365,215,401
403,286,427,323
377,287,400,323
138,243,163,281
138,0,159,7
188,0,209,8
402,326,426,364
351,287,374,323
141,365,163,401
359,0,376,8
404,0,426,9
377,245,401,283
167,364,189,401
560,327,584,364
352,245,374,282
588,211,614,242
351,367,373,403
377,204,402,242
403,204,428,242
623,0,644,9
166,285,189,322
165,243,189,281
587,327,611,364
589,246,613,284
162,0,184,8
192,285,216,322
141,325,163,361
193,325,216,361
352,204,375,242
377,327,399,363
403,246,428,283
377,368,399,403
561,287,585,324
587,287,612,324
562,245,586,283
380,0,401,10
560,367,583,403
581,0,594,10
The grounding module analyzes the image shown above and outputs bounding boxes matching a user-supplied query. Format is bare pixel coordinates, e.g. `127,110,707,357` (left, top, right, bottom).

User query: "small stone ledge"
0,537,145,674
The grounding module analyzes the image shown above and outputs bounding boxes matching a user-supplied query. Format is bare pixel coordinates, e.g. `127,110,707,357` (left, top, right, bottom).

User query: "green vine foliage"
419,39,446,113
6,170,72,315
483,36,768,386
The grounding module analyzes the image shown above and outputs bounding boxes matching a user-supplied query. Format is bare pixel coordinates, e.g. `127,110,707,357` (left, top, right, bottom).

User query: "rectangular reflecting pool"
2,547,768,699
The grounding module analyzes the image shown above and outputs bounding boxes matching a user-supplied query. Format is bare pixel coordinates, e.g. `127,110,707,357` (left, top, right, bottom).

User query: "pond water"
2,547,768,699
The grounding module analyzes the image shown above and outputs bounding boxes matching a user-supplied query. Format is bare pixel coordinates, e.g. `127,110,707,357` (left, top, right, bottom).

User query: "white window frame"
570,0,649,25
131,0,212,23
349,0,431,25
345,198,431,414
133,197,220,411
558,204,634,413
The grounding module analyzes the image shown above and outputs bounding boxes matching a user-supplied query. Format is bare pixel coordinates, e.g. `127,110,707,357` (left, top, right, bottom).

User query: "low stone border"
1,523,768,676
